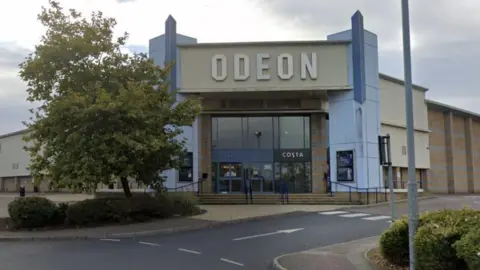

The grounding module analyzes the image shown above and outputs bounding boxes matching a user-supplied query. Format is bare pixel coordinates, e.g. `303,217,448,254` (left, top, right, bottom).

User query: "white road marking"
339,213,371,218
319,211,349,215
363,215,391,221
220,258,244,267
233,228,304,241
100,238,120,242
178,248,201,255
138,241,161,247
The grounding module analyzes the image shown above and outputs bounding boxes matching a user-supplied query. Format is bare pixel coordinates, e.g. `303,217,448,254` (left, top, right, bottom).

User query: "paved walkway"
273,236,378,270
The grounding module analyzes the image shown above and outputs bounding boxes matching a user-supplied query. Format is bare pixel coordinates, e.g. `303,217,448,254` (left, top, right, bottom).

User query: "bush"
66,194,175,226
8,197,59,229
66,198,120,226
454,226,480,270
379,218,410,267
168,193,202,216
379,208,480,267
414,224,467,270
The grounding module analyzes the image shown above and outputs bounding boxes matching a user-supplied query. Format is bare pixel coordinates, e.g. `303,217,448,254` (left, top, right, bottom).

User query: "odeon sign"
211,53,318,81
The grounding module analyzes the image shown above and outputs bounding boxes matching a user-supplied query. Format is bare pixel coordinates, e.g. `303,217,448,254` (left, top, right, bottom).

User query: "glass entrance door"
246,163,274,193
275,162,312,193
217,163,243,193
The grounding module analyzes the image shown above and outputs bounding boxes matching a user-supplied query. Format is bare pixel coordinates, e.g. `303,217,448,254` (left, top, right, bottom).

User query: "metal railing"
166,178,206,196
243,179,253,204
327,180,388,205
280,181,289,204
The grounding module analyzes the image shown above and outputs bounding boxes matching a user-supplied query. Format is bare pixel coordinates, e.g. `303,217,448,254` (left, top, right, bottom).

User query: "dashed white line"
339,213,371,218
220,258,244,267
138,241,161,247
319,211,349,215
100,238,120,242
178,248,201,255
363,215,391,221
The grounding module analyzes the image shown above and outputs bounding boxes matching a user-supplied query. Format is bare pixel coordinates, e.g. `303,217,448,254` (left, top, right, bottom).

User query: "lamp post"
401,0,419,269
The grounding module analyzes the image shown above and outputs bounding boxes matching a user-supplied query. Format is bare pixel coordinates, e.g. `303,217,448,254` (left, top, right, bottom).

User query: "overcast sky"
0,0,479,134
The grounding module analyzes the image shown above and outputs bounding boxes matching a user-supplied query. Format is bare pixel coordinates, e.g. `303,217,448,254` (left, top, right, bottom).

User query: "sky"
1,0,479,134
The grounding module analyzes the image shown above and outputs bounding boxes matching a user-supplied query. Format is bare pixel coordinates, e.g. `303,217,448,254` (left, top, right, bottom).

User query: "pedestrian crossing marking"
339,213,371,218
319,211,349,215
362,215,391,221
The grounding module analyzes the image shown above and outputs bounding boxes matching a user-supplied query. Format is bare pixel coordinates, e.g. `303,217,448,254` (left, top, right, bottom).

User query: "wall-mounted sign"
336,150,354,182
211,53,318,82
274,149,311,163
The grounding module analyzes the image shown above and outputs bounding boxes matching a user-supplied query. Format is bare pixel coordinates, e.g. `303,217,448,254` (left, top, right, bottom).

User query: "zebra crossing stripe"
319,211,349,215
339,213,371,218
362,215,391,221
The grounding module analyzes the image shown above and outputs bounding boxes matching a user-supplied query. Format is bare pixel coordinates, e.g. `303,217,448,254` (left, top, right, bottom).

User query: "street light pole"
401,0,419,269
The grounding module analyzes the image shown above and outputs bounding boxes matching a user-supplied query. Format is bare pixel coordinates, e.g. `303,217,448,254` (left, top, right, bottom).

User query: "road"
1,195,478,270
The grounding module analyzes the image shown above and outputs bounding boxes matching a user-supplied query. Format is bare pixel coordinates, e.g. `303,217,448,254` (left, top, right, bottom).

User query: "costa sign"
274,149,311,162
281,151,305,158
211,52,318,81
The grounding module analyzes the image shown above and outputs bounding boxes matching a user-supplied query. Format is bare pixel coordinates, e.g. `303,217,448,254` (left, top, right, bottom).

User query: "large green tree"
19,1,201,197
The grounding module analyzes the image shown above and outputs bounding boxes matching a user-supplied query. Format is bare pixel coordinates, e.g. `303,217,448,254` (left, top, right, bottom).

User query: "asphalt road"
1,195,478,270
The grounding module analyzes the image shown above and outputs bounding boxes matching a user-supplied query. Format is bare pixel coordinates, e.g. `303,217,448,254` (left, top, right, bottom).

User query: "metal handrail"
327,180,388,205
280,181,289,204
166,178,206,196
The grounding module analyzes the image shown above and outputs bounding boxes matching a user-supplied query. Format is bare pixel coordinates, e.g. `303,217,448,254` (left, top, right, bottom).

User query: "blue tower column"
326,11,382,191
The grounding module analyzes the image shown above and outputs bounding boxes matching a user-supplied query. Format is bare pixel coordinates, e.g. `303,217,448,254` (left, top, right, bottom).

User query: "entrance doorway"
213,163,275,193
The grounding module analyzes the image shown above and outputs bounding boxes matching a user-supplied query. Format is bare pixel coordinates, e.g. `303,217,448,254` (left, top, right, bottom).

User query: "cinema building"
147,11,428,201
0,12,479,201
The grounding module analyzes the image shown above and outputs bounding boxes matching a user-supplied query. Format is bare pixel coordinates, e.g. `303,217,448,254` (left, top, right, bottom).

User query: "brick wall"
427,108,478,194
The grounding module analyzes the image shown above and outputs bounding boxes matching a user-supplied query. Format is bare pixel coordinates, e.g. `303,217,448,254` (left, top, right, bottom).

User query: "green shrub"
66,194,175,226
66,198,123,226
414,224,468,270
168,193,202,216
454,226,480,270
52,202,69,225
8,197,58,229
379,208,480,267
379,218,410,267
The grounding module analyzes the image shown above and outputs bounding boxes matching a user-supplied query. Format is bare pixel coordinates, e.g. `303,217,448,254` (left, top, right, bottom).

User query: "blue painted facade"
327,11,382,192
148,16,198,188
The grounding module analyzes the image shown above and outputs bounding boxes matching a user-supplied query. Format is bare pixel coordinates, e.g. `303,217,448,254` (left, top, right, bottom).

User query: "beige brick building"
426,101,480,194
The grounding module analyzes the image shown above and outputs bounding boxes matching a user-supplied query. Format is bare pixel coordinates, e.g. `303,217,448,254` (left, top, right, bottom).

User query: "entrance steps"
198,194,361,205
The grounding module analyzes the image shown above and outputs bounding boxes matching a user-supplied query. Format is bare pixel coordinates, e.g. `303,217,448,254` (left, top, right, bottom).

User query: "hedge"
379,208,480,270
8,197,59,229
454,226,480,270
8,193,204,229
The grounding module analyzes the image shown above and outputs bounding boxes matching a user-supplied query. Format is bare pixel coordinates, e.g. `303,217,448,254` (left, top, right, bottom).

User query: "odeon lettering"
211,53,318,81
281,152,305,158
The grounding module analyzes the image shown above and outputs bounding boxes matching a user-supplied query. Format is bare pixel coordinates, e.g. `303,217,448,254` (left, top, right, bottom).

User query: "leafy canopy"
19,1,201,195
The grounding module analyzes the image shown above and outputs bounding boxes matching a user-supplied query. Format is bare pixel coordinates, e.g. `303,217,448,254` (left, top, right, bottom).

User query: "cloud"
116,0,135,3
255,0,480,112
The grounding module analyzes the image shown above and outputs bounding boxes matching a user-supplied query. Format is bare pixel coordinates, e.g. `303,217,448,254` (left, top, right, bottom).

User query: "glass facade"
211,116,312,193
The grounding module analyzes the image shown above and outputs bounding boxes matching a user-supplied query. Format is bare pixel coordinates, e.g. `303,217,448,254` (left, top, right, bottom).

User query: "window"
219,163,242,178
12,163,19,170
214,117,243,149
245,117,273,149
278,116,310,149
401,146,407,156
178,152,193,182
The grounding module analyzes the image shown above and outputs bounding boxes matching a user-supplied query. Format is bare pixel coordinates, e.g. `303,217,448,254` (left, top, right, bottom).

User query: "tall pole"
401,0,419,269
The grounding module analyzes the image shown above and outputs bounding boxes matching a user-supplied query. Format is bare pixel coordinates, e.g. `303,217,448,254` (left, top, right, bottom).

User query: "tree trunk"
120,176,132,197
